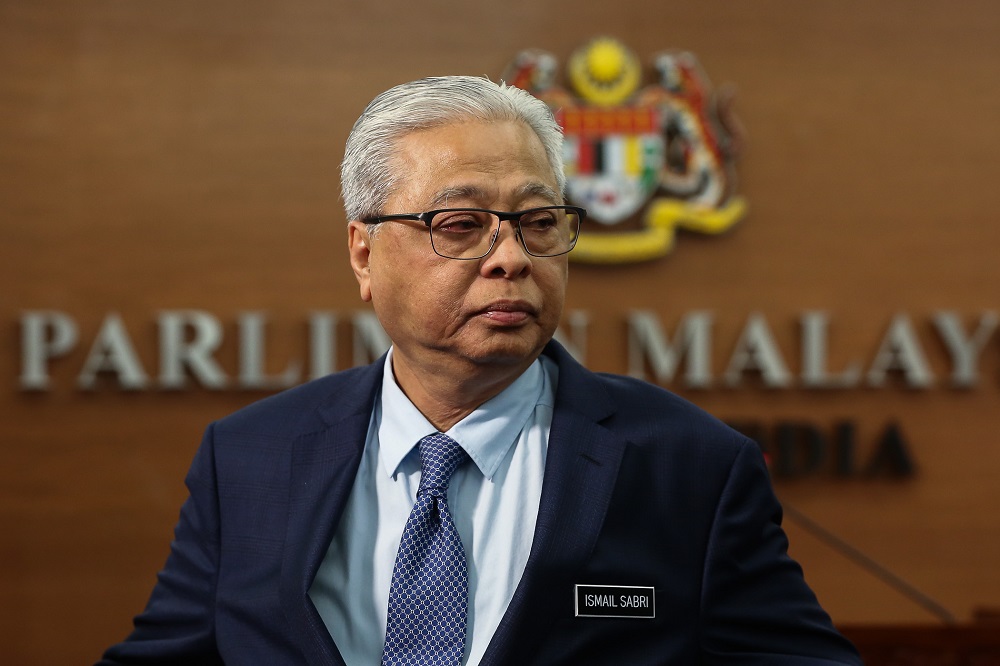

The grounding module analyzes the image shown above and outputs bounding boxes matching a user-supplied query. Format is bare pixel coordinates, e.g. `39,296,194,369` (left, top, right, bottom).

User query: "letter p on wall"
19,311,78,390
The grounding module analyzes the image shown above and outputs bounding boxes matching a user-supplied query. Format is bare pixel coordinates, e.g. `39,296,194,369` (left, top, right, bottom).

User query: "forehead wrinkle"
429,182,561,210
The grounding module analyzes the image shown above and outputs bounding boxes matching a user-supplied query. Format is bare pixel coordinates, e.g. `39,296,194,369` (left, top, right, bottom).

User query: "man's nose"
483,220,532,273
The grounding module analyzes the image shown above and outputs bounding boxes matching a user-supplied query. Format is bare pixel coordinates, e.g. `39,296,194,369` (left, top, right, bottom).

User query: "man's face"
348,119,568,379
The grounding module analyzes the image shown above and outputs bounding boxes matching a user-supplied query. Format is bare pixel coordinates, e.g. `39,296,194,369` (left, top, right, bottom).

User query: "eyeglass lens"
428,208,581,259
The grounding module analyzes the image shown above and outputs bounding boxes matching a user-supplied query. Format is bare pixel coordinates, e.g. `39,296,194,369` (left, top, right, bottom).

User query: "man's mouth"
476,300,537,325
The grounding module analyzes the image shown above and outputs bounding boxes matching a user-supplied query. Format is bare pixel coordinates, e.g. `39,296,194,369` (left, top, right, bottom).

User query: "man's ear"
347,221,373,302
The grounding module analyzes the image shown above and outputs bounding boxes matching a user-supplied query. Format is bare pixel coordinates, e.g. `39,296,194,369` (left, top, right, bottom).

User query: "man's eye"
520,212,558,232
434,215,485,233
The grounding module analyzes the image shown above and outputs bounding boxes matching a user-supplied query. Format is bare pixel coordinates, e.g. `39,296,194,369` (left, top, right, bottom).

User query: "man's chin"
464,336,548,367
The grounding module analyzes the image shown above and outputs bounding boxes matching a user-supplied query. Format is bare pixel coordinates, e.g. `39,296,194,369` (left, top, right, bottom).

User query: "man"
101,76,861,665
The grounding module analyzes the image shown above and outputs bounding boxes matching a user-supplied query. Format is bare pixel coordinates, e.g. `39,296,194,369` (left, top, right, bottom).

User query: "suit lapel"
279,356,386,665
481,342,630,665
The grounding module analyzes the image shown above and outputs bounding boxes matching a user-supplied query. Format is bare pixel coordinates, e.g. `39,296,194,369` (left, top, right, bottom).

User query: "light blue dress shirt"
309,348,558,665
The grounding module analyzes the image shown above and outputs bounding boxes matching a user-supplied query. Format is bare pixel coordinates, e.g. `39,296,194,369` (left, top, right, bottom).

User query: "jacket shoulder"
593,370,723,420
589,370,754,460
546,340,750,456
214,361,382,438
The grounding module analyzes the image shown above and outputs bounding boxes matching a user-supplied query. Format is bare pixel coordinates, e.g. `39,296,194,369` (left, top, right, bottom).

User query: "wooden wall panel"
2,1,999,662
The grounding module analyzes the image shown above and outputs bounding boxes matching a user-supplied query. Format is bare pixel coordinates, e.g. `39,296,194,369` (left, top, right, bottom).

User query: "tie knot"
417,433,469,496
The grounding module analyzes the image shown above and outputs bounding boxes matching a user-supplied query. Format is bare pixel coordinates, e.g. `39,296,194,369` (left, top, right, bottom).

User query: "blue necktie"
382,433,470,666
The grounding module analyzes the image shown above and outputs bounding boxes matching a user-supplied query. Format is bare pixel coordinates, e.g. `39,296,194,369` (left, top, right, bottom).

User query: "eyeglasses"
361,205,585,260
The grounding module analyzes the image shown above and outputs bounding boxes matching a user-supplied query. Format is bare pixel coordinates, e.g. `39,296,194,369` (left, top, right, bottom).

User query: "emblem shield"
558,107,665,226
505,37,747,263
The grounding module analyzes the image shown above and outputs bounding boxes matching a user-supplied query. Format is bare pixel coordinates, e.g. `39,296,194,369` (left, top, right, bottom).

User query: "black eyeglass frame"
360,205,587,260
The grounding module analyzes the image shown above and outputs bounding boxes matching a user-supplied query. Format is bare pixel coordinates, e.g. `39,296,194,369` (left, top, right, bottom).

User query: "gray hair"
341,76,565,221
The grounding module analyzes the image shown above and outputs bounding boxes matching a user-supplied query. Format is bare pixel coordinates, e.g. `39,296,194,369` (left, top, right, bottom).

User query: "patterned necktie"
382,433,471,666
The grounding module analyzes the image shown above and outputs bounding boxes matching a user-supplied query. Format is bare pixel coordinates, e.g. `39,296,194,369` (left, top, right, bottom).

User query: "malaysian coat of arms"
504,37,746,263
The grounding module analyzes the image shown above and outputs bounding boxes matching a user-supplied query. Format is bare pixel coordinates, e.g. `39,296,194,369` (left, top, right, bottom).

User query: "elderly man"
100,76,861,665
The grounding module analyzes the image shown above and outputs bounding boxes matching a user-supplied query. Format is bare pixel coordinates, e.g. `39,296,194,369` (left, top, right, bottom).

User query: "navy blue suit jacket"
100,341,861,664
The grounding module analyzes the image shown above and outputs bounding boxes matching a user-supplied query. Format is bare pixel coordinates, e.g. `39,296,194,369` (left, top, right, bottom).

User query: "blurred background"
2,0,999,663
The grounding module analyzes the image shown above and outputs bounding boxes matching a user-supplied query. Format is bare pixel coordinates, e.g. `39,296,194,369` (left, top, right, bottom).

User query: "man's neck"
389,350,539,432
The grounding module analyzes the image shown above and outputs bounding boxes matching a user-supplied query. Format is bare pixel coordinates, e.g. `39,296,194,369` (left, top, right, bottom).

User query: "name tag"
574,584,655,618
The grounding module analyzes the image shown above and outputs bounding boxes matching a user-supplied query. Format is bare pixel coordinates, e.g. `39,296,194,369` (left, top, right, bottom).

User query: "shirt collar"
377,347,550,481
